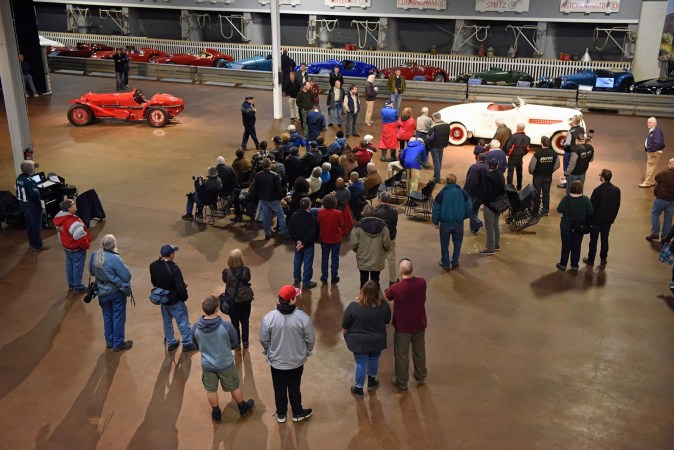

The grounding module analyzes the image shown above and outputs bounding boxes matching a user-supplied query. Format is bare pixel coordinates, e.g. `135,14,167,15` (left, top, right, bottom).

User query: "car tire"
147,106,169,127
551,131,566,155
434,73,446,82
448,123,468,146
214,59,227,68
519,75,534,83
67,104,93,127
618,79,633,92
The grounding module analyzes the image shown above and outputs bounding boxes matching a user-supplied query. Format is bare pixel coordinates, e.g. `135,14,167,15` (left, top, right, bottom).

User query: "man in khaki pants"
640,117,666,188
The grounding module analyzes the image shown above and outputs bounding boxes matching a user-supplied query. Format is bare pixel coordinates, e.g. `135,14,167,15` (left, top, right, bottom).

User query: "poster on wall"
475,0,529,13
661,0,674,70
560,1,620,14
397,0,446,10
325,0,371,8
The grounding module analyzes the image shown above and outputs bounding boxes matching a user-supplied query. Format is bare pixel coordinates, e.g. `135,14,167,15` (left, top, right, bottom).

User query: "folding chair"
404,180,436,221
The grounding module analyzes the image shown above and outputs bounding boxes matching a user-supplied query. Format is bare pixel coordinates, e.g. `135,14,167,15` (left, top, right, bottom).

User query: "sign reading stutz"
475,0,530,13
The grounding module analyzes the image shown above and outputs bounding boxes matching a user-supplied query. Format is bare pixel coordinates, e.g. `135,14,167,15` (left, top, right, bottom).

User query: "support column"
270,0,282,119
307,15,317,46
541,22,558,59
452,19,473,56
632,0,668,80
0,0,33,175
379,17,397,51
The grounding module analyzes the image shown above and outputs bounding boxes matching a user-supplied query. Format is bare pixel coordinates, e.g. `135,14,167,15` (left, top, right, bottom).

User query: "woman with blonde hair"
341,280,391,398
222,248,254,348
339,144,358,176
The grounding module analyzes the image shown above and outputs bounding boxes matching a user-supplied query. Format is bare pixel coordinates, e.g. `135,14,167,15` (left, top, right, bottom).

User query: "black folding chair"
404,180,436,221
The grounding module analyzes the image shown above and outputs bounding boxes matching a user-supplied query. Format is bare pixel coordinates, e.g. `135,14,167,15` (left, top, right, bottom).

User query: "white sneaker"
638,182,654,188
33,93,39,97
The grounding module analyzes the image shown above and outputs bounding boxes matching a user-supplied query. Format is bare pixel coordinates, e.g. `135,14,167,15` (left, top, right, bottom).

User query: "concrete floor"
1,73,673,450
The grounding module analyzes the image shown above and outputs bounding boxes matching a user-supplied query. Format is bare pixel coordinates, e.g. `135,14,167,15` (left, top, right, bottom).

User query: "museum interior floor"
0,73,673,449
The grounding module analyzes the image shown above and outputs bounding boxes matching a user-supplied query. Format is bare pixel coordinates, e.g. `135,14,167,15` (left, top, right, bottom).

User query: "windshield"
133,89,146,104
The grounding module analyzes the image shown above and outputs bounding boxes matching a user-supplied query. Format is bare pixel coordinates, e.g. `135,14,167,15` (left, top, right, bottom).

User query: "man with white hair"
485,139,507,175
640,117,666,188
493,118,512,151
415,107,433,168
427,112,450,183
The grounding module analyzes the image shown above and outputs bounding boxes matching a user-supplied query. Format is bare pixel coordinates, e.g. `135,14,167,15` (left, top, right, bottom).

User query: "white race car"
438,98,586,154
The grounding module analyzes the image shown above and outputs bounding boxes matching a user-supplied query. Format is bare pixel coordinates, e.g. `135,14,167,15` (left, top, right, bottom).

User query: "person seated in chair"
232,148,252,181
363,163,382,192
334,178,351,211
348,172,367,221
284,147,303,189
183,167,223,221
308,167,323,195
216,156,237,200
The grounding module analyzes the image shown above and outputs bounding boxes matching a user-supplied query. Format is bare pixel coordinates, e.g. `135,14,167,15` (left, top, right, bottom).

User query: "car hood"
633,77,674,88
149,93,184,106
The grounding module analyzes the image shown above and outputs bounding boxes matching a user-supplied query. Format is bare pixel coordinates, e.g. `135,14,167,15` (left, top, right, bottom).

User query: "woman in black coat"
222,248,254,348
556,180,593,272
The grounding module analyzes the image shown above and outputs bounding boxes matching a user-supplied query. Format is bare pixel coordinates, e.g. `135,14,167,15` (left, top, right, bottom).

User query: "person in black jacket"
281,49,295,88
329,66,344,88
251,158,289,240
583,169,621,267
480,159,506,255
241,95,260,151
528,136,560,216
427,112,450,184
183,167,222,221
112,48,129,91
564,133,594,195
149,245,197,352
375,192,399,285
288,198,319,289
556,181,594,272
504,123,531,190
285,71,302,122
216,156,237,200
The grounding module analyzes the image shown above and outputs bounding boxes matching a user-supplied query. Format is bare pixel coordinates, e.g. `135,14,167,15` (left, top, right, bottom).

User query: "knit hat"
278,285,301,302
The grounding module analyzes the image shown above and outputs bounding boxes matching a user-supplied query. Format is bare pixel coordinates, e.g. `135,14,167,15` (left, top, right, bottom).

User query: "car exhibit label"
560,0,620,14
397,0,447,10
326,0,371,8
475,0,530,13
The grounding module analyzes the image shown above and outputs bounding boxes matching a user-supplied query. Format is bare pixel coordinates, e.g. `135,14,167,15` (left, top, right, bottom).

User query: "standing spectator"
661,227,674,292
241,95,260,151
485,139,507,175
327,79,345,128
504,123,531,190
221,249,255,349
89,234,133,352
389,138,425,195
647,158,674,243
260,285,315,423
342,280,391,398
281,49,296,88
427,112,451,184
464,153,489,234
583,169,621,267
492,118,512,151
53,199,91,292
640,117,666,188
386,69,406,111
397,107,416,153
556,181,594,272
112,48,129,91
150,244,197,352
385,259,427,390
473,139,487,160
296,82,314,135
285,147,303,188
306,106,326,142
432,174,472,269
363,73,378,126
564,133,594,194
191,295,255,423
379,100,399,162
297,63,309,85
317,194,344,284
122,48,130,88
288,198,319,289
19,54,38,97
232,149,252,180
251,158,289,240
350,204,391,287
329,66,344,88
528,136,560,216
348,172,367,221
415,107,433,166
343,85,361,139
15,160,48,251
480,159,506,255
559,115,584,188
284,71,302,123
309,78,320,109
375,192,399,285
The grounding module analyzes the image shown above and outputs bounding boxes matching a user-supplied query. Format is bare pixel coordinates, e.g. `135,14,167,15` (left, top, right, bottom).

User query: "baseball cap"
385,100,393,105
160,244,179,257
308,140,318,148
363,134,373,143
272,135,282,144
245,95,254,100
279,285,301,302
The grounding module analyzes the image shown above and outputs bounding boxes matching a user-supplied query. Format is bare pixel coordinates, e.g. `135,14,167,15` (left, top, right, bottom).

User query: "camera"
83,281,99,304
192,176,204,181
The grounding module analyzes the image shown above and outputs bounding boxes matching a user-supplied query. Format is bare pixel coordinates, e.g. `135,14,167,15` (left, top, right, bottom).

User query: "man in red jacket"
53,199,91,293
317,194,344,284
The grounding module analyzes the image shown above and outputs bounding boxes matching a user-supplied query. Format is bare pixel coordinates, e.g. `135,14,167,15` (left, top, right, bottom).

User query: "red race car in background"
67,88,184,128
90,47,168,62
378,61,449,82
46,42,113,57
149,48,234,67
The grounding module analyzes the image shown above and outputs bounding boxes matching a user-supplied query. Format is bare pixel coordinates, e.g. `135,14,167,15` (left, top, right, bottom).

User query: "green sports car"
455,67,533,86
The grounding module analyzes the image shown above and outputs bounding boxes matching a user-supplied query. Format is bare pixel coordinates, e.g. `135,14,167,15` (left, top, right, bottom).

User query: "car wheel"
67,104,93,126
448,123,468,146
434,73,446,82
551,131,566,155
519,75,534,83
214,59,227,68
618,79,632,92
147,106,169,127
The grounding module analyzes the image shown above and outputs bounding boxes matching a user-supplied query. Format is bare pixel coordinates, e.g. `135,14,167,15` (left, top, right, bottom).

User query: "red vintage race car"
47,42,114,58
378,61,449,82
149,48,234,67
90,47,168,62
67,88,184,127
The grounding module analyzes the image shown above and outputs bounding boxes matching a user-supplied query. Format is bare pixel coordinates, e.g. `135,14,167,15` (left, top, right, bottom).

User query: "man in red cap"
260,285,315,423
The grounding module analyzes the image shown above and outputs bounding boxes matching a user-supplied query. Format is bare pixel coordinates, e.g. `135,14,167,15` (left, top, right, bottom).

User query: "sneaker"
238,399,255,418
106,342,113,349
583,257,594,266
451,263,460,269
638,182,655,188
113,340,133,352
167,340,181,352
34,93,39,97
30,245,50,251
331,276,340,285
328,123,334,127
182,213,194,221
320,277,328,283
353,133,361,137
276,412,287,423
264,234,272,241
555,263,566,272
302,281,318,289
494,246,501,252
351,385,365,398
367,376,380,391
478,249,495,255
390,376,408,390
212,407,222,423
416,378,426,385
68,284,74,291
293,279,301,287
646,234,659,241
182,344,198,352
292,409,313,422
438,262,450,270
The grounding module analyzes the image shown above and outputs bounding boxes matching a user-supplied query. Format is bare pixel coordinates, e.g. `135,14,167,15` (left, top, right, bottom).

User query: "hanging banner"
397,0,446,10
475,0,530,13
326,0,371,8
258,0,301,5
560,0,620,14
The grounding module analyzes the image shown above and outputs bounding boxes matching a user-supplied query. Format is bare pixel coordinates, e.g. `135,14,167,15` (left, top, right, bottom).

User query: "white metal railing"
41,31,631,81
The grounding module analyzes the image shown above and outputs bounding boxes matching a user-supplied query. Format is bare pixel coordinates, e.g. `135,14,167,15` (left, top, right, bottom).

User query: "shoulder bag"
568,197,590,234
149,261,174,305
488,193,510,214
219,268,245,315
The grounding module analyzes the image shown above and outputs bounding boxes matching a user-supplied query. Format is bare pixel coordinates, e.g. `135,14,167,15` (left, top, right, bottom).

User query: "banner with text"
397,0,447,10
325,0,371,8
560,0,620,14
475,0,530,13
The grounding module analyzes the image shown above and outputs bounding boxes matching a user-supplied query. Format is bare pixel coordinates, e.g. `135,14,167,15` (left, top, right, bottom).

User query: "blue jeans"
439,222,464,267
430,147,444,182
21,203,43,249
24,74,37,95
353,351,381,388
329,103,343,125
559,220,584,268
161,301,193,346
390,92,402,111
260,199,288,237
345,112,358,137
293,245,315,284
65,249,86,290
99,290,127,348
587,223,611,263
563,152,571,174
565,173,586,195
115,71,125,91
651,198,674,238
185,193,204,215
468,195,483,232
321,242,341,280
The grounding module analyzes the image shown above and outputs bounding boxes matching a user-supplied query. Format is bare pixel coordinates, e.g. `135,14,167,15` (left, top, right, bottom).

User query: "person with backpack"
53,199,91,293
221,249,255,349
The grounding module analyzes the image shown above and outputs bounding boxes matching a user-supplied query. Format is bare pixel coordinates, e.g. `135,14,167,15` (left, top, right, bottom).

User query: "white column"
632,0,668,80
0,0,33,175
270,0,282,119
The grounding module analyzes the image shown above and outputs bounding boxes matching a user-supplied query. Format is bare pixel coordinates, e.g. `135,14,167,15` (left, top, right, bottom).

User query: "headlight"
656,88,662,95
629,85,635,92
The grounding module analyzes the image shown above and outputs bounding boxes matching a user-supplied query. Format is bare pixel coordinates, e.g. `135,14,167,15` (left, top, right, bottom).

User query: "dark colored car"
537,68,634,92
455,67,533,85
378,61,449,82
224,54,273,71
298,59,377,78
46,42,114,58
630,71,674,95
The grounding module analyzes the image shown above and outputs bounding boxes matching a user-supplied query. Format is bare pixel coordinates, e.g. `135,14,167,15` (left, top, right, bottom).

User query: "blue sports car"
297,59,378,77
224,54,272,71
537,68,634,92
